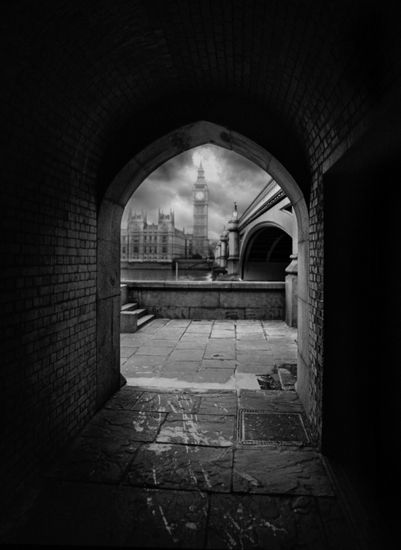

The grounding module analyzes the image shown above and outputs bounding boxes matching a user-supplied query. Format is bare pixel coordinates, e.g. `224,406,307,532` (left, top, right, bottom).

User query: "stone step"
121,307,147,318
121,306,154,333
121,302,138,312
130,308,147,318
137,313,155,328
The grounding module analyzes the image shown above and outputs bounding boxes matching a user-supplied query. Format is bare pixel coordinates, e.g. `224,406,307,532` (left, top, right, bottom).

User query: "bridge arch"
97,120,310,412
239,221,293,281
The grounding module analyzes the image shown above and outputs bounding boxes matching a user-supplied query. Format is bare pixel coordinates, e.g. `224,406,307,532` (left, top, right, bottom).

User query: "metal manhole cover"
238,409,309,445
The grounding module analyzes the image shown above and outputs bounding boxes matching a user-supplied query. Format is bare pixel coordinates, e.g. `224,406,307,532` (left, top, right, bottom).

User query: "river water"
121,267,213,282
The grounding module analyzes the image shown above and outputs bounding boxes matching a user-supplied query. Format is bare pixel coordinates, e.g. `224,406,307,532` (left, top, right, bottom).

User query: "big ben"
192,161,209,258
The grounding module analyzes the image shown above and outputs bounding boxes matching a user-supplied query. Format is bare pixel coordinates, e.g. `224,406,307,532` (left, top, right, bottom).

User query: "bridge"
215,176,298,327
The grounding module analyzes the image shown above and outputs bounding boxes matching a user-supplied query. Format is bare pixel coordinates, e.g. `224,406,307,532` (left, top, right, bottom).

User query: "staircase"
120,302,154,333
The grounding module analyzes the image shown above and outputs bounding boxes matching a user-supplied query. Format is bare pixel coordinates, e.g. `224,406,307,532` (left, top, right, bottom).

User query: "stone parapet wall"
125,281,285,320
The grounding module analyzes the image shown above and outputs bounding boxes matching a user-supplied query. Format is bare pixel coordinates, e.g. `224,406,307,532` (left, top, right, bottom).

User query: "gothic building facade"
121,164,210,261
121,210,192,262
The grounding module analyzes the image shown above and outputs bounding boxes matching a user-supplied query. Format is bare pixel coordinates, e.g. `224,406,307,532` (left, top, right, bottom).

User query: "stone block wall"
127,282,285,320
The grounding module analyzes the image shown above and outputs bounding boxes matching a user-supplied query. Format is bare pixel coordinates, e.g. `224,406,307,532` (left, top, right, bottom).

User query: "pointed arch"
97,121,310,424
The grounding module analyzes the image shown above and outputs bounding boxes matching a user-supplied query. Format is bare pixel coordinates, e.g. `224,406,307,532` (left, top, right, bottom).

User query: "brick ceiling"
3,0,401,195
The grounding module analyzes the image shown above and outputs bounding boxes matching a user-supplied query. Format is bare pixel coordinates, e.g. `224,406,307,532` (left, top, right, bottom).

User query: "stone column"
227,218,239,277
215,241,221,266
220,231,228,269
285,253,298,327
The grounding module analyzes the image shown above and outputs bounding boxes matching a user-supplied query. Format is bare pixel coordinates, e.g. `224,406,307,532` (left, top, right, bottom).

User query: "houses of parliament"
121,163,210,262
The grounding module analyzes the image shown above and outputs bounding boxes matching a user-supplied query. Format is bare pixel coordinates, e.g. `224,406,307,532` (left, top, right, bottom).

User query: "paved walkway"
1,320,357,549
121,319,298,391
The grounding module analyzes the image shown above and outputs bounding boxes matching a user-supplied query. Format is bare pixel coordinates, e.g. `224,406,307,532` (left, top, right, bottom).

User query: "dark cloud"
122,145,271,239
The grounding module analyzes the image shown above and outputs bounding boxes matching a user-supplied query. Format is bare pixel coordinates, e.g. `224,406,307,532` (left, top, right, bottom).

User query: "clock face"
195,191,205,200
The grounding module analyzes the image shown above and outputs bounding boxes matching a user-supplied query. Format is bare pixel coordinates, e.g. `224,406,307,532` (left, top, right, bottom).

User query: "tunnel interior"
2,0,401,546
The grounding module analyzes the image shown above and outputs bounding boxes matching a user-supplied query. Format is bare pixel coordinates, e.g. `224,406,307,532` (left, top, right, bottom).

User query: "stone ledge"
123,280,285,290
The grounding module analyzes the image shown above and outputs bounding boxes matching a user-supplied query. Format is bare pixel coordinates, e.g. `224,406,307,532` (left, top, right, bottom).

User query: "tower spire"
197,160,205,180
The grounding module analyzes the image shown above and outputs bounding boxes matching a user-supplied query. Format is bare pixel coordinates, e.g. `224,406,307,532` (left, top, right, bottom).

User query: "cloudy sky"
122,145,272,241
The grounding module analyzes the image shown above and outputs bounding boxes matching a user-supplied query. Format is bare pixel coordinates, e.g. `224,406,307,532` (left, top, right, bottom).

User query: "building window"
162,246,167,253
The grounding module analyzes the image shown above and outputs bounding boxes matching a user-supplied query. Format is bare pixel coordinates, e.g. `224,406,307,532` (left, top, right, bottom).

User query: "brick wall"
0,155,98,496
0,86,100,481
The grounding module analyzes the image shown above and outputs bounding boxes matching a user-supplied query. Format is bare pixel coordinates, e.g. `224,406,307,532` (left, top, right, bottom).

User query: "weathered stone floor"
121,319,298,391
1,320,358,549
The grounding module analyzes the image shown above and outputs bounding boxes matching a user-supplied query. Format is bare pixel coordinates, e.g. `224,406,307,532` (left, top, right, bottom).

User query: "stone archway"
97,121,310,424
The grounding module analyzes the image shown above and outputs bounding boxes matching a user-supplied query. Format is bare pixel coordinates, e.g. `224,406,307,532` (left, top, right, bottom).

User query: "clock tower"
192,161,209,257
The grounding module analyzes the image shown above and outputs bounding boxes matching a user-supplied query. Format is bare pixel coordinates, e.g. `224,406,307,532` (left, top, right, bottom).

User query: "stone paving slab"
164,320,191,328
121,346,139,358
161,361,201,374
206,337,235,346
156,413,235,446
155,369,235,387
197,392,237,415
123,369,161,380
154,327,188,336
124,354,165,368
237,351,275,364
46,437,142,484
185,325,212,336
121,334,152,346
239,389,304,412
204,350,235,360
200,359,237,370
135,347,172,357
167,349,205,362
79,409,166,443
210,330,235,338
138,338,178,348
189,369,235,385
206,494,328,549
129,391,201,413
236,327,265,333
122,363,162,378
104,387,143,410
116,487,208,548
175,340,208,349
233,448,334,495
236,341,270,350
125,443,233,492
179,334,211,344
153,372,203,385
236,362,276,374
6,481,208,548
236,334,267,341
